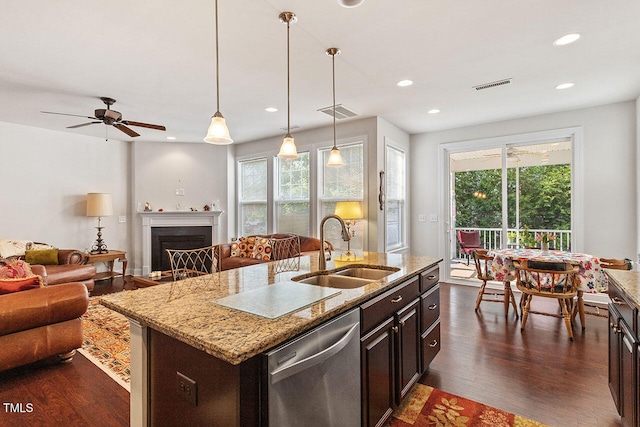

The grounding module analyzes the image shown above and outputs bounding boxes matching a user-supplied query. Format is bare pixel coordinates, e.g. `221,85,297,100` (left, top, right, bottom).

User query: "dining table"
488,248,608,293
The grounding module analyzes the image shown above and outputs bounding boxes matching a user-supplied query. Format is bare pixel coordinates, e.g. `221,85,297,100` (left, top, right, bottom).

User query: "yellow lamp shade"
204,114,233,145
278,135,298,159
334,201,363,220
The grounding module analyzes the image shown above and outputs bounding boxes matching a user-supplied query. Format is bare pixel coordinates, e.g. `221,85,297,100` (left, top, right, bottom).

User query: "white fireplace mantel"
139,211,223,275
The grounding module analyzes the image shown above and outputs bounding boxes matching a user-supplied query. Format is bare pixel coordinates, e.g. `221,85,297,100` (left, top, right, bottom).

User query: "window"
386,145,406,250
275,152,310,235
238,158,267,236
319,143,364,252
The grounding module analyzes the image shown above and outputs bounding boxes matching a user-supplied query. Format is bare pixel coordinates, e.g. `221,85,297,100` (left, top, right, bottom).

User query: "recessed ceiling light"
397,79,413,87
428,109,440,114
553,33,581,46
337,0,365,7
555,82,574,90
265,107,278,113
166,136,176,140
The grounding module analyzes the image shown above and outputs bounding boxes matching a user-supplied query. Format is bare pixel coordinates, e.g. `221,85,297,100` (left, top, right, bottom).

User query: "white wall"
130,141,229,274
0,121,130,256
410,101,637,262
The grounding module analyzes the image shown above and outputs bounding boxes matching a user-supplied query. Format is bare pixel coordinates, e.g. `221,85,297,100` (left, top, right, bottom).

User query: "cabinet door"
620,321,636,427
396,299,421,403
361,317,395,427
609,306,622,414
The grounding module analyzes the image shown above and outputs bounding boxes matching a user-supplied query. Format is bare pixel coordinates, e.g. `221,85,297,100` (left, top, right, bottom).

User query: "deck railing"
453,227,571,260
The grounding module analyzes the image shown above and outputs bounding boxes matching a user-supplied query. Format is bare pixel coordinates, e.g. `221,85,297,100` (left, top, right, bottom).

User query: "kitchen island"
101,251,441,426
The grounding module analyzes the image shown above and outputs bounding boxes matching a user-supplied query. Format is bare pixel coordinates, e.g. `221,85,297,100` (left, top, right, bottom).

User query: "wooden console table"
86,250,128,281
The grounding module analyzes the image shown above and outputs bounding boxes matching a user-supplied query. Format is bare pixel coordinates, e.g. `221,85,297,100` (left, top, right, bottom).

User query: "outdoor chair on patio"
166,246,217,281
473,250,518,317
514,259,580,341
457,230,483,265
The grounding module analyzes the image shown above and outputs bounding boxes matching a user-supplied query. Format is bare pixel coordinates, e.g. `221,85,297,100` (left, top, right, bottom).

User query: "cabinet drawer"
420,267,439,293
421,284,440,332
610,284,636,330
421,321,440,370
361,276,420,335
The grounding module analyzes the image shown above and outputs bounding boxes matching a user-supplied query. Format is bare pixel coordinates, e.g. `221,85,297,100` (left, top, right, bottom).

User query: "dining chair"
166,245,217,281
473,250,518,317
457,230,483,265
513,259,580,341
599,257,632,270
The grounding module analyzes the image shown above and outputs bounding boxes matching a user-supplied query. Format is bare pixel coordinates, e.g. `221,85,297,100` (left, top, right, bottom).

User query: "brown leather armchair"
31,249,96,291
0,265,89,371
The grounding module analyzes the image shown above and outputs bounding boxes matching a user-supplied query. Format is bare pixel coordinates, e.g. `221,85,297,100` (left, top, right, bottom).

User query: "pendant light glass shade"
278,135,298,158
326,47,344,167
277,12,299,159
204,113,233,144
327,147,344,166
204,0,233,145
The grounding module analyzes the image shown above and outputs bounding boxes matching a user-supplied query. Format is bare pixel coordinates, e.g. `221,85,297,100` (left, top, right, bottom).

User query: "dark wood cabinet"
361,267,440,427
608,282,638,427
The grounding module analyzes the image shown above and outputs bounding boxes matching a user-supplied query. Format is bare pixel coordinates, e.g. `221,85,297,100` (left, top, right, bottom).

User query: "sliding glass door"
448,139,573,282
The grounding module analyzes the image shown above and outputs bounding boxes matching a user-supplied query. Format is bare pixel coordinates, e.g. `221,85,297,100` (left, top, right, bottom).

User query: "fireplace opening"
151,226,212,272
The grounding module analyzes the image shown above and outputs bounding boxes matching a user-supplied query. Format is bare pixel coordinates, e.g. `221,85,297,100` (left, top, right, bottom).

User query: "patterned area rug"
78,299,131,391
388,384,549,427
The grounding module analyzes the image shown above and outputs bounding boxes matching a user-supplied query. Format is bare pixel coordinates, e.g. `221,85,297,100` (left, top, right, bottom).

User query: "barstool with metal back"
473,249,518,317
166,246,217,281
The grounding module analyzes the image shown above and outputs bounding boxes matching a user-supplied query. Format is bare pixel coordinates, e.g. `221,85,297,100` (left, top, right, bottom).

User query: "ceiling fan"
42,97,166,138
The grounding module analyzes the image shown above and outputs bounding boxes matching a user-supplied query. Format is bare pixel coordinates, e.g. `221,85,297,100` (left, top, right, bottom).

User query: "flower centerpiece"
535,232,556,252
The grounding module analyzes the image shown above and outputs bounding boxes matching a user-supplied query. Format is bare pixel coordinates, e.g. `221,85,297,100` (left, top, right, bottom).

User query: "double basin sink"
292,266,400,289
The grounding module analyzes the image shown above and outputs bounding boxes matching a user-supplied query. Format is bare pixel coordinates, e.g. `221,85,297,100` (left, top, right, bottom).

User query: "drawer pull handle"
428,304,437,310
427,275,436,280
400,320,406,326
392,326,399,333
429,340,438,348
611,297,625,305
391,296,403,303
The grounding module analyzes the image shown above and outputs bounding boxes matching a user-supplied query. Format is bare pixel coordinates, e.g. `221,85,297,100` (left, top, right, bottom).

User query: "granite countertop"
100,252,441,365
605,269,640,308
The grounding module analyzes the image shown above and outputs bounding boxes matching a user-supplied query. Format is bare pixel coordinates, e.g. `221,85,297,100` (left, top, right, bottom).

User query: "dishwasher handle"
270,323,359,385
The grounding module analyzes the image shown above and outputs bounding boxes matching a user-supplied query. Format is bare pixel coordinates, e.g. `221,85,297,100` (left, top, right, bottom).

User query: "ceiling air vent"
473,78,512,91
318,104,358,120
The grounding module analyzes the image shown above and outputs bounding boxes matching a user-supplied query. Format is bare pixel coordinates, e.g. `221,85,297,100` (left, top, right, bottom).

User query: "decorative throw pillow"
25,248,59,265
230,237,255,258
0,276,42,295
0,260,34,279
252,237,272,261
0,260,42,294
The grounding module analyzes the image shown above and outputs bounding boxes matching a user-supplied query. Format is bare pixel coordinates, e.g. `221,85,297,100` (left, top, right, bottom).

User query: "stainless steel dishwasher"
266,308,361,427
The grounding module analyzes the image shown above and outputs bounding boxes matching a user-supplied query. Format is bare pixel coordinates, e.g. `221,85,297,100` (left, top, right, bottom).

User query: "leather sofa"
37,249,96,292
0,265,89,371
215,234,332,271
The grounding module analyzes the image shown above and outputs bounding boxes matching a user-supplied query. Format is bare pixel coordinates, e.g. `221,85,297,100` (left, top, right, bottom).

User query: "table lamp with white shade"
334,201,363,261
86,193,113,254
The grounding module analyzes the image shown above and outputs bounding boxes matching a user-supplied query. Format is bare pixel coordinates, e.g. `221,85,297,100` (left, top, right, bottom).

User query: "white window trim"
384,142,408,253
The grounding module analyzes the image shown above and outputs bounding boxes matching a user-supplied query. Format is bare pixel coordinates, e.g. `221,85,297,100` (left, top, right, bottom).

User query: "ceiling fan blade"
42,111,97,120
114,123,140,137
67,122,101,129
121,120,166,131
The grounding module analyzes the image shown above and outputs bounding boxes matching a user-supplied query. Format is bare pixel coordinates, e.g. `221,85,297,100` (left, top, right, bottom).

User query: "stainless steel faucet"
319,214,351,271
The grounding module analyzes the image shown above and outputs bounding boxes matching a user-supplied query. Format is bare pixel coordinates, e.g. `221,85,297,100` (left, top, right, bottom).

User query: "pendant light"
326,47,344,167
204,0,233,145
277,12,299,159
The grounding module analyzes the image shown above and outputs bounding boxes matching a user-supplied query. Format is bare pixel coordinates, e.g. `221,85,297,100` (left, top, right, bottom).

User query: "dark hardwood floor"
0,277,621,426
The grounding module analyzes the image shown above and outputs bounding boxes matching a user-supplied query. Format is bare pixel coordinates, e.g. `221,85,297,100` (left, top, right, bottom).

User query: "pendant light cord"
215,0,220,114
286,18,291,137
332,52,337,149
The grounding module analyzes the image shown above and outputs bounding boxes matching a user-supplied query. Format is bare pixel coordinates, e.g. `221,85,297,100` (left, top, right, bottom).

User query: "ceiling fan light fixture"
277,11,299,159
337,0,365,8
204,0,233,145
204,112,233,145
